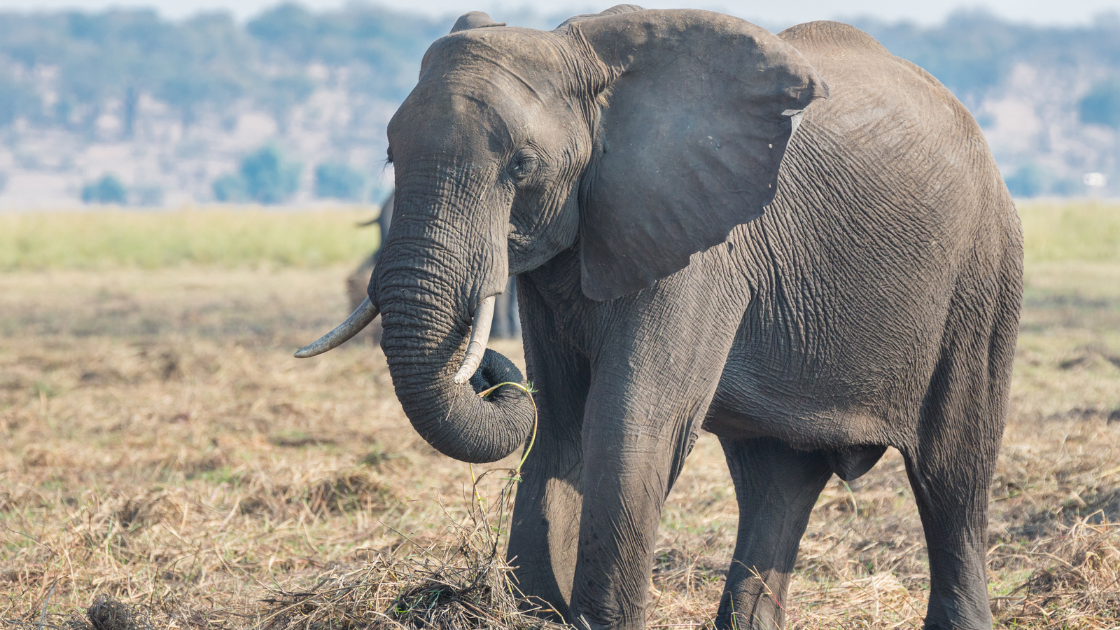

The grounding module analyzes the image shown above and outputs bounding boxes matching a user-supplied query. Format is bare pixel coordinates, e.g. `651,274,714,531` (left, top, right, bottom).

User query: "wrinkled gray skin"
364,6,1022,629
345,190,520,344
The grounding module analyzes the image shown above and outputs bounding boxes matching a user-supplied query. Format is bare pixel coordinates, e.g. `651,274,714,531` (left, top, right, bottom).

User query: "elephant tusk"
294,297,379,358
452,295,496,385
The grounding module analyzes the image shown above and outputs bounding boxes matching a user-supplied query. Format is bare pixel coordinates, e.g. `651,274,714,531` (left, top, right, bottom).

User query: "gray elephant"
344,189,521,345
299,6,1023,629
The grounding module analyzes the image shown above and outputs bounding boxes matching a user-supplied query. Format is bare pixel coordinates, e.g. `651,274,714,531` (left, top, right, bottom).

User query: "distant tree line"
854,11,1120,115
210,145,372,204
1,5,1117,203
0,4,448,133
83,145,377,206
0,6,1117,136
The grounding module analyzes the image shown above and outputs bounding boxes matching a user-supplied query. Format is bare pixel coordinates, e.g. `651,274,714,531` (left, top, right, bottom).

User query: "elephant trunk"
376,202,534,464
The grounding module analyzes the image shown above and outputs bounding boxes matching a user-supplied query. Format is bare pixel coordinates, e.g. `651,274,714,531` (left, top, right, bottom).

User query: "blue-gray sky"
0,0,1118,26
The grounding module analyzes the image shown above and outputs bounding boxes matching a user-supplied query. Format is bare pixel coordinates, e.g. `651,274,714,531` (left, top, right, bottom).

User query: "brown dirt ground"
1,264,1118,628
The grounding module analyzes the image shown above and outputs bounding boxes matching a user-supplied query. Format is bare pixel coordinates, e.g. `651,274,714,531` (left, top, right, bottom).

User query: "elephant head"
297,6,826,463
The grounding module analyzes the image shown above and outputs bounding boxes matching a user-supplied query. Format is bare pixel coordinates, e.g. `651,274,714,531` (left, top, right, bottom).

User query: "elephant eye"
507,152,538,182
386,146,393,164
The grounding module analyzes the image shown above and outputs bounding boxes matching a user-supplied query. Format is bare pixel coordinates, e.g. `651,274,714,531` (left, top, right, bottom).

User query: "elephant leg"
569,402,702,630
904,424,999,629
715,437,831,630
507,281,592,620
904,301,1014,630
567,301,741,629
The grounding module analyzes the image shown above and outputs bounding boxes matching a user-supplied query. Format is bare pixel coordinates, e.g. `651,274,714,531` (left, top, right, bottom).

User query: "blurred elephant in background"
344,189,521,344
302,6,1023,630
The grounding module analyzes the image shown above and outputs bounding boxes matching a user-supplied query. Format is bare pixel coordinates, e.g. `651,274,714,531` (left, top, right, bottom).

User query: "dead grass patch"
253,513,566,629
2,262,1119,628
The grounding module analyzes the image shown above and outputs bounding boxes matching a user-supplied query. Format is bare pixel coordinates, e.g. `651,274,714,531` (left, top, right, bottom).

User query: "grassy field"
1,202,1118,629
0,207,382,271
0,200,1116,271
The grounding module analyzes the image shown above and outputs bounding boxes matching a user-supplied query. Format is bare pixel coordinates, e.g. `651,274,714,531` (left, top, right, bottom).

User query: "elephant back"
775,19,1010,238
779,21,891,56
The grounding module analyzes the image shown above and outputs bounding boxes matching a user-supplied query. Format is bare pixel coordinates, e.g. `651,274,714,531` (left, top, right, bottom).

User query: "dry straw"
2,228,1119,629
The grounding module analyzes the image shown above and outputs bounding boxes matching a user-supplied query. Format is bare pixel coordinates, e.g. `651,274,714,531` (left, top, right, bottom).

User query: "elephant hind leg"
904,292,1017,630
717,437,832,630
904,376,1002,629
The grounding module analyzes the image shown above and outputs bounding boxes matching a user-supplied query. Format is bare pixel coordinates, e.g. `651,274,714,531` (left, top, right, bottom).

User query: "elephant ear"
569,10,828,301
450,11,505,33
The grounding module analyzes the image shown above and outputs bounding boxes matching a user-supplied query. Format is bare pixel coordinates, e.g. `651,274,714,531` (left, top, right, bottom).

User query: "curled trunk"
377,240,535,464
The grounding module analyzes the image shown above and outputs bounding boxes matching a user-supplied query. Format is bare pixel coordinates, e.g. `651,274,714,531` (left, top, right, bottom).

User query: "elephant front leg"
716,437,832,630
507,342,591,621
567,321,737,627
568,404,701,630
507,276,592,621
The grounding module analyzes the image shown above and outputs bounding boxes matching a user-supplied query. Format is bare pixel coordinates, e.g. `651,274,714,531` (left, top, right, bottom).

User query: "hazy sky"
0,0,1117,27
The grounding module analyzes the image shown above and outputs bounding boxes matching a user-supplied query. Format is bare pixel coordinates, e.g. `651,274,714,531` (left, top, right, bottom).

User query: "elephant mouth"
295,291,499,387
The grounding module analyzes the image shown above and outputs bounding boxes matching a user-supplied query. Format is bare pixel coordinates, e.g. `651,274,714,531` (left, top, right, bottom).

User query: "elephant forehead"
390,41,571,158
388,84,535,159
421,27,573,81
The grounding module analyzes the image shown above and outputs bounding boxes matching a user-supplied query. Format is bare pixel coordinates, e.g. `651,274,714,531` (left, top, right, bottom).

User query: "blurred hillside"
0,4,452,207
0,4,1117,207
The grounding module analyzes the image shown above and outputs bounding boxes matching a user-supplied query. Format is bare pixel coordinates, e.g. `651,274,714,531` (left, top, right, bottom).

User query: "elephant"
297,6,1023,629
343,189,521,345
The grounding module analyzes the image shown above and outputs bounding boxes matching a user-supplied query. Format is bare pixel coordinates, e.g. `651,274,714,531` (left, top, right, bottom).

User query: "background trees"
213,146,302,204
0,6,1115,202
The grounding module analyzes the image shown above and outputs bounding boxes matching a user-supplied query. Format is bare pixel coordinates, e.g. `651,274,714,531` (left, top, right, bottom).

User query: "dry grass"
0,268,548,629
2,206,1119,628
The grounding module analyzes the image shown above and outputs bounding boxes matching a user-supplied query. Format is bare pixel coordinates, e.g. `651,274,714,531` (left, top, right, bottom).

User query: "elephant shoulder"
778,20,968,129
779,21,950,98
777,21,891,57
